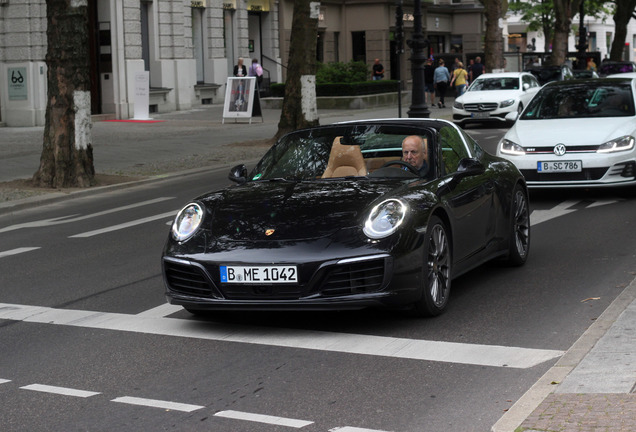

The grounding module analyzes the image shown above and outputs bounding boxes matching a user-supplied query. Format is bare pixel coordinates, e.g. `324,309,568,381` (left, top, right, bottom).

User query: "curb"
491,273,636,431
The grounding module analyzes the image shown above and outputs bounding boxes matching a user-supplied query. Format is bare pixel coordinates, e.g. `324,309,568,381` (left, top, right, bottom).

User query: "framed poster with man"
223,77,258,123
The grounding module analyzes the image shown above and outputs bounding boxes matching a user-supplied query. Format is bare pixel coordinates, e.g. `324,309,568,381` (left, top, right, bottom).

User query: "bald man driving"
402,135,429,177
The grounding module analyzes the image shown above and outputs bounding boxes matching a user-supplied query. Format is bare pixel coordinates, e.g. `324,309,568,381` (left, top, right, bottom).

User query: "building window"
352,31,366,62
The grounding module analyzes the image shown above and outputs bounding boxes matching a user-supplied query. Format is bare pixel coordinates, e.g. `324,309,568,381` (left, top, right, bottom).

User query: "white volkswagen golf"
496,77,636,188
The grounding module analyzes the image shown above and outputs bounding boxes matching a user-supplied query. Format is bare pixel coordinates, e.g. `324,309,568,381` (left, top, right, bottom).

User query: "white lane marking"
136,303,182,318
0,247,41,258
69,211,177,238
214,410,313,428
20,383,100,398
0,198,174,234
586,199,619,209
330,427,393,432
530,199,579,226
0,379,11,384
0,303,564,369
112,396,203,412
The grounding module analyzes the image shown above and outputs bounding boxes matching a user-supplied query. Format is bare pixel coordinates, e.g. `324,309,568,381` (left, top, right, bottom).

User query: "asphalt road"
1,128,636,431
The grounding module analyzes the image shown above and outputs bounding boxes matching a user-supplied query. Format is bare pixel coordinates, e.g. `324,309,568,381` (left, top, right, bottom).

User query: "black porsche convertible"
162,119,530,317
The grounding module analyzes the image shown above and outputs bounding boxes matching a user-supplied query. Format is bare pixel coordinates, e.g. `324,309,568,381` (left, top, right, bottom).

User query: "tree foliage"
33,0,95,188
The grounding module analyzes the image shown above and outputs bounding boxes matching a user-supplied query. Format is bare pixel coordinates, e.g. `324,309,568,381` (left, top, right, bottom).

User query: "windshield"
520,82,635,120
249,124,436,181
469,77,520,91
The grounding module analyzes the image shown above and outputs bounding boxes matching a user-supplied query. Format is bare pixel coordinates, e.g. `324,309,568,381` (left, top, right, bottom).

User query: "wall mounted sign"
8,67,27,101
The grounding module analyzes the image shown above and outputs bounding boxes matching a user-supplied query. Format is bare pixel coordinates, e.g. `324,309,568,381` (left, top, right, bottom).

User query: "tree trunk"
550,0,581,66
610,0,636,61
33,0,95,188
481,0,507,72
275,0,320,140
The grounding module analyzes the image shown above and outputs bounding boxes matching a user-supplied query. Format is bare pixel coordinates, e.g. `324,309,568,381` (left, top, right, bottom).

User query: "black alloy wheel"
414,215,451,316
506,185,530,266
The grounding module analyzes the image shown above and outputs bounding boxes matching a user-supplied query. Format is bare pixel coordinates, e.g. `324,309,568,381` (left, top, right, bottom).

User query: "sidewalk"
1,101,635,431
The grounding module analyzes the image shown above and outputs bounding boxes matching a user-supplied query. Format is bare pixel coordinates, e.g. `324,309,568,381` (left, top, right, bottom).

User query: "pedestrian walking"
424,58,436,106
433,59,451,108
450,62,468,97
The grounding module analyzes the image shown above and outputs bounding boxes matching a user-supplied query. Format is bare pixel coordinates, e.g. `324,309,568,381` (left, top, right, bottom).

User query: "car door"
436,125,495,272
521,74,540,107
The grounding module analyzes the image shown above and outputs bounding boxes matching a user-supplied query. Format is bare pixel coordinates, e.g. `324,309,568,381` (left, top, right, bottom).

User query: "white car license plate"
471,112,490,118
220,265,298,283
537,161,582,173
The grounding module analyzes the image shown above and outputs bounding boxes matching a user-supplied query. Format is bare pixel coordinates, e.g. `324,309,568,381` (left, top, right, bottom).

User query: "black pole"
575,0,587,69
406,0,430,118
395,1,404,118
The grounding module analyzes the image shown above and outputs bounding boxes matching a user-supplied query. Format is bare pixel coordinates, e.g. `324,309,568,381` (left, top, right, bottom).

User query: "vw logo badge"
553,144,567,156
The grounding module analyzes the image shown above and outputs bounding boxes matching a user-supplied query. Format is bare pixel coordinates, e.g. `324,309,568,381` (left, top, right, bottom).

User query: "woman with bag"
450,62,468,97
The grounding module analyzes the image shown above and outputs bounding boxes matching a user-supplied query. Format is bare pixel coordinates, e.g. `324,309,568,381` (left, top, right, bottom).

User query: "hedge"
270,80,399,98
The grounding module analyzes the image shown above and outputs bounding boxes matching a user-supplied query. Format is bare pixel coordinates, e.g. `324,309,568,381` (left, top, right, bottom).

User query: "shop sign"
8,67,27,101
248,0,269,12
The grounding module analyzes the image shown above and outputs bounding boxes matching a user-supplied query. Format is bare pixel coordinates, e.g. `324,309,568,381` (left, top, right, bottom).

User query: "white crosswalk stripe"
111,396,203,412
0,302,563,369
214,410,314,428
20,383,100,398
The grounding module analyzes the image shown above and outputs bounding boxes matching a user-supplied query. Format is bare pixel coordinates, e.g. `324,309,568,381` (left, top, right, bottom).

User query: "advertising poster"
223,77,260,123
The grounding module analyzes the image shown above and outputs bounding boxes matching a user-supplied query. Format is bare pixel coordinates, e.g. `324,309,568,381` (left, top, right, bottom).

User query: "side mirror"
523,82,530,91
505,111,519,122
228,164,248,184
456,158,485,179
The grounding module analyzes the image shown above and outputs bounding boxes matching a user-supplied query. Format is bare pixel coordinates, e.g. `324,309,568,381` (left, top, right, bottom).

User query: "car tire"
505,184,530,266
517,103,524,114
414,215,452,317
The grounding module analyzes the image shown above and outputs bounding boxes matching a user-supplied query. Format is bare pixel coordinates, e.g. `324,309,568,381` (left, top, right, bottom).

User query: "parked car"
572,69,599,79
452,72,541,126
598,61,636,77
525,64,574,85
163,119,530,317
497,78,636,188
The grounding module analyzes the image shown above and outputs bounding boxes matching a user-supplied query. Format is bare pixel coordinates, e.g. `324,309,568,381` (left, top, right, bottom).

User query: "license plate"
471,112,490,118
537,161,582,173
220,265,298,284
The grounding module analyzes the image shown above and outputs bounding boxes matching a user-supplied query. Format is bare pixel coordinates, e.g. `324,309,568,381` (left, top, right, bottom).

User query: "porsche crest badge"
265,229,275,236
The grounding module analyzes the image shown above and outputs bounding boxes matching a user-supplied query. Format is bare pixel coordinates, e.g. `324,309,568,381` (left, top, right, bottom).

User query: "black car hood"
198,180,406,242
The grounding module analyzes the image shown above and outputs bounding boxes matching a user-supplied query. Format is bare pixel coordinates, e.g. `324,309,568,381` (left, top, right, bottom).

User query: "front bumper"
162,248,424,311
501,154,636,188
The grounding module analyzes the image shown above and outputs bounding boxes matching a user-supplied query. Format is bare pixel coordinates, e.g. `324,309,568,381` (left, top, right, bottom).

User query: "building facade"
277,0,485,82
0,0,282,127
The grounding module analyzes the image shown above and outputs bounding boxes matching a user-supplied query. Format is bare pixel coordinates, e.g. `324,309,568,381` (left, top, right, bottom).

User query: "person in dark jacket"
233,57,247,77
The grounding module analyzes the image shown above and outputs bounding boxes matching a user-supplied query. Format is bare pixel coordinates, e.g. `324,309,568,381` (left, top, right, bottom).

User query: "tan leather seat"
321,137,367,178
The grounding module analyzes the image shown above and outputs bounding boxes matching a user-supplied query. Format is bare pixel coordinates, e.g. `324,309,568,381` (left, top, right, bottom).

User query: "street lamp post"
575,0,588,69
407,0,430,118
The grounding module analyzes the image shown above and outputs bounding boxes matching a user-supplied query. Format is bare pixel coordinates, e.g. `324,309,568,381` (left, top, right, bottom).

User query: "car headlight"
597,135,635,153
500,99,515,108
453,101,463,109
499,138,526,156
171,203,204,241
363,199,407,239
